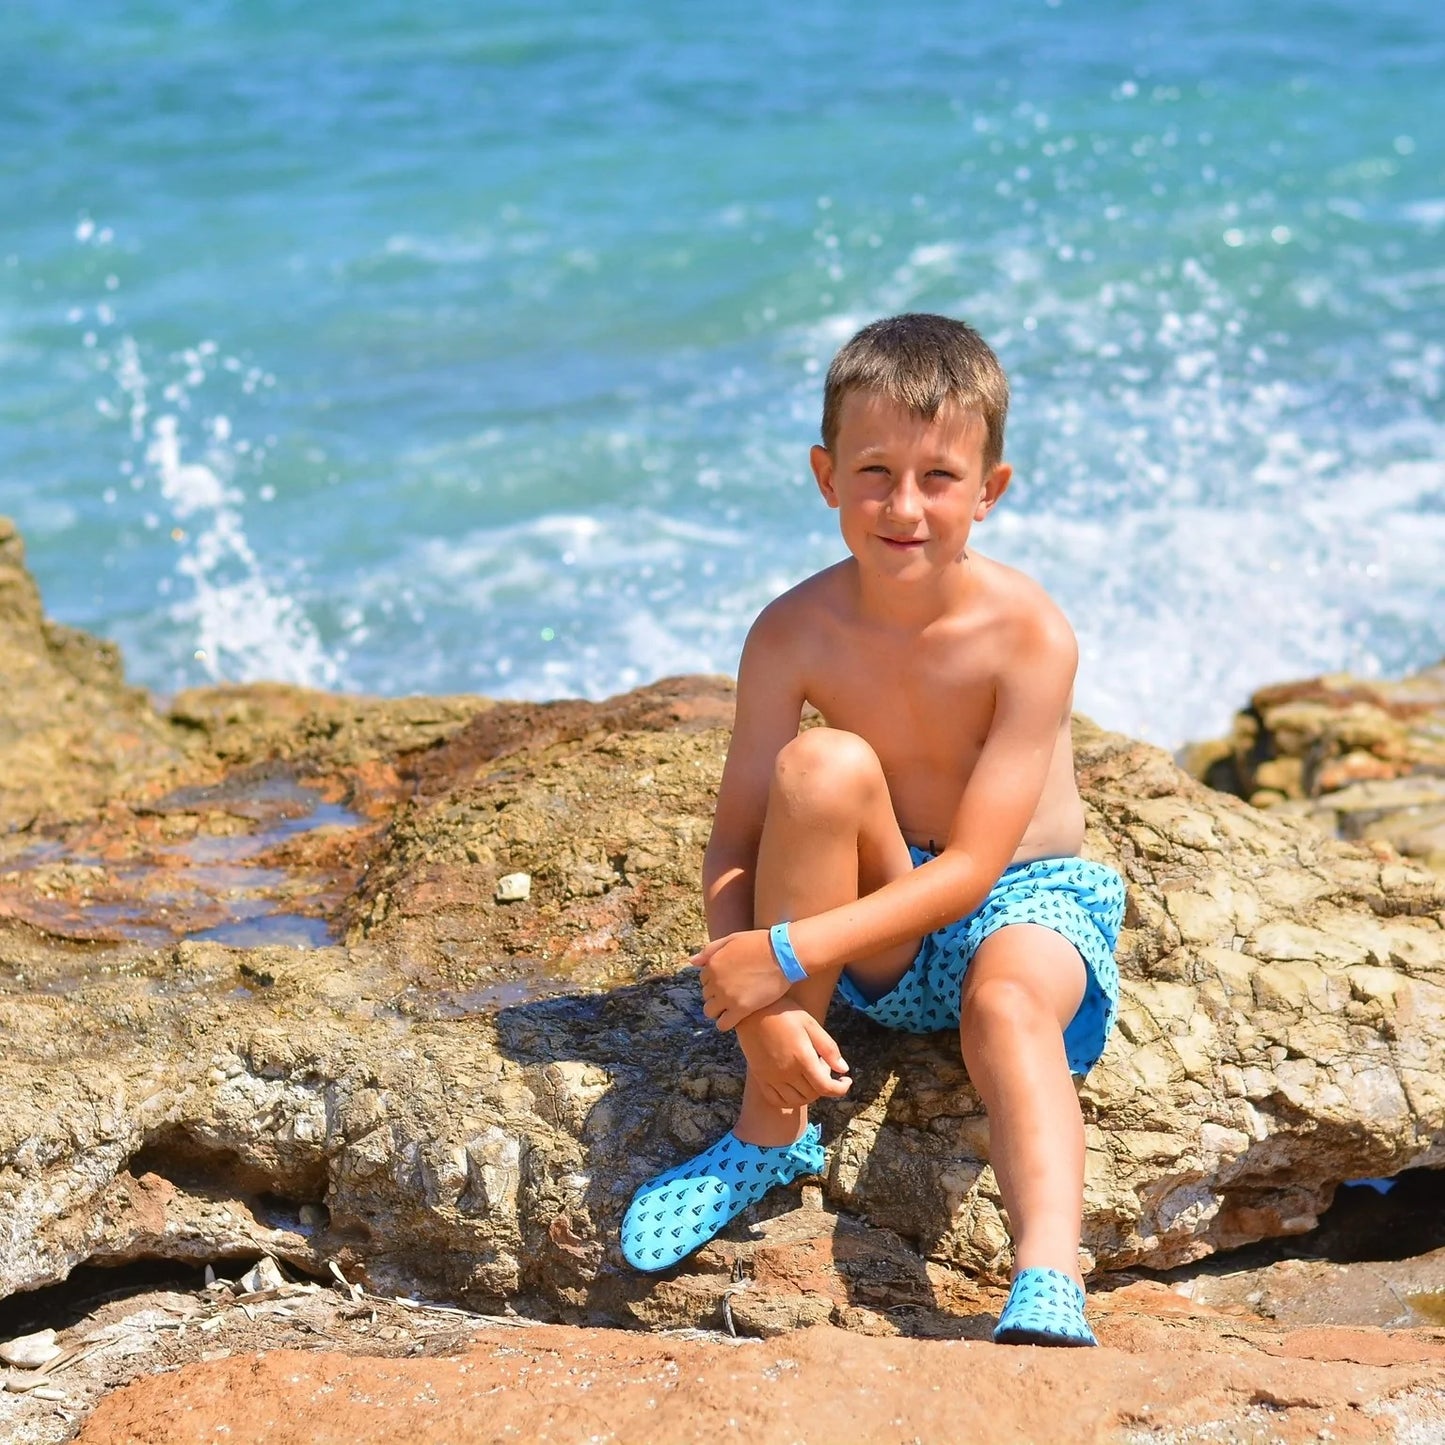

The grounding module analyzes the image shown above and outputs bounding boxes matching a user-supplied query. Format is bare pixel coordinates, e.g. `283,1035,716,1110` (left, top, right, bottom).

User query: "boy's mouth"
877,535,926,550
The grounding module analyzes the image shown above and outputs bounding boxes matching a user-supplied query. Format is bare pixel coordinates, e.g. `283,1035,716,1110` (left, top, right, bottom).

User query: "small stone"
4,1369,52,1392
0,1329,61,1369
32,1386,65,1402
495,872,531,903
234,1256,285,1295
299,1204,326,1228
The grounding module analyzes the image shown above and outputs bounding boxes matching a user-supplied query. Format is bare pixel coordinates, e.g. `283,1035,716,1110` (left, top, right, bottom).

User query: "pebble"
0,1329,61,1369
299,1204,326,1227
495,872,531,903
235,1257,285,1294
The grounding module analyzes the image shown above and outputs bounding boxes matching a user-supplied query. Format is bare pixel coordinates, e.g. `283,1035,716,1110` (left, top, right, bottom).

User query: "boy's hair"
820,313,1010,471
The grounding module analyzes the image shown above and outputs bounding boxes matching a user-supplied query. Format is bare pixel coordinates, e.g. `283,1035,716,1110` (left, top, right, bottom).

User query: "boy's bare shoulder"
732,565,859,738
972,553,1077,668
746,561,854,646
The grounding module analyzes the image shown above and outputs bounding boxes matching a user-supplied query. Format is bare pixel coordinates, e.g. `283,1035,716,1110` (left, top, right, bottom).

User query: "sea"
2,0,1442,748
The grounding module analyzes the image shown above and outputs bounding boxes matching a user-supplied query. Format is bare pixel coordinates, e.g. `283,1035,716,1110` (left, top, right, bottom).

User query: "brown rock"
1186,660,1445,875
1,518,1444,1352
0,517,186,825
69,1313,1445,1445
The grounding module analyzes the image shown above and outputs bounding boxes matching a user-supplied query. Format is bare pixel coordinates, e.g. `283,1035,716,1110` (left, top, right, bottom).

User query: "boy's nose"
887,472,925,521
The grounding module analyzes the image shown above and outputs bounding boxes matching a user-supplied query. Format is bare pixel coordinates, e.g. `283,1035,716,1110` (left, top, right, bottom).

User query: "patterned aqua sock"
620,1124,824,1272
992,1267,1097,1347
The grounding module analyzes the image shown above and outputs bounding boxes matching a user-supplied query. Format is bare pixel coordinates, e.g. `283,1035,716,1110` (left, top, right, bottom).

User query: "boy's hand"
692,929,792,1030
736,1002,851,1109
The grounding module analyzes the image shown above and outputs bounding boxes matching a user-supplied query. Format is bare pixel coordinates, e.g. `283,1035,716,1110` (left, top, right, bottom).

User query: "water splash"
87,232,339,690
16,8,1443,748
143,412,338,688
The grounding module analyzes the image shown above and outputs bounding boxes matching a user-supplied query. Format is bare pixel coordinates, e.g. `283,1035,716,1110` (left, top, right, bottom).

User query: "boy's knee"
771,727,884,817
960,974,1053,1044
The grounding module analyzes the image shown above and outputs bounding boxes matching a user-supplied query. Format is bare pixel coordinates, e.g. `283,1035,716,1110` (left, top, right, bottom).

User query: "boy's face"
810,390,1011,579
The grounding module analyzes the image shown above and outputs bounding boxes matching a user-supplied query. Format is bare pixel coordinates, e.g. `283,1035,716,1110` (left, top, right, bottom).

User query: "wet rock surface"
2,517,1445,1437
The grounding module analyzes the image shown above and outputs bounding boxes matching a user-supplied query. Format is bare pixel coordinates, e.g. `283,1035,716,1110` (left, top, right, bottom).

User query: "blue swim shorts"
835,851,1126,1076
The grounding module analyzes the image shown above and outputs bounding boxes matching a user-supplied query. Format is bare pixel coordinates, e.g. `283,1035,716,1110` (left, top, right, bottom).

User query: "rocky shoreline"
2,513,1444,1442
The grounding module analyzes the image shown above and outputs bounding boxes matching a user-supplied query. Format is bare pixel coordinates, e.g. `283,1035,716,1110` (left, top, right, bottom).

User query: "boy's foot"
992,1267,1098,1347
620,1123,825,1272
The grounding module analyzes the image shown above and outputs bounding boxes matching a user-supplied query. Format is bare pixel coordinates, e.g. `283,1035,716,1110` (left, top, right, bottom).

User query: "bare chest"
802,644,995,834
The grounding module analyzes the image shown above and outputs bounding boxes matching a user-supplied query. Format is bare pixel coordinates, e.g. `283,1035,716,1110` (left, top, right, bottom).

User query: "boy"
621,314,1124,1347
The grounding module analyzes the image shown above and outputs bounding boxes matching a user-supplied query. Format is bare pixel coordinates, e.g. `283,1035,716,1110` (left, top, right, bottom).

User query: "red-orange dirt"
76,1305,1445,1445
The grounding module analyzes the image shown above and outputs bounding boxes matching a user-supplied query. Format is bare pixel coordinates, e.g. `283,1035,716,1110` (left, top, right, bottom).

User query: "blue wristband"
768,922,808,984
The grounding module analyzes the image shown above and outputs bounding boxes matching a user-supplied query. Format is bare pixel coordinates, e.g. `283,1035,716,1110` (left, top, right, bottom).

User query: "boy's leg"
958,923,1088,1281
734,726,920,1144
621,727,921,1272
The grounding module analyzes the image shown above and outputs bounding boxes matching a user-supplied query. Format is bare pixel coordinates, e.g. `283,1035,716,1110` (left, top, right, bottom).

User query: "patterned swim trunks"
835,851,1126,1076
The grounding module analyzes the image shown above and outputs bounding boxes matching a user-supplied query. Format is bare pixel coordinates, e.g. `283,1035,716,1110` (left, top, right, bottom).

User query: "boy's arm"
696,611,1077,1028
701,600,806,942
704,597,855,1098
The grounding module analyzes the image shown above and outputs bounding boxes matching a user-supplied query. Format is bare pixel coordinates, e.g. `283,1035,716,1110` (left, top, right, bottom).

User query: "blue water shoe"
621,1124,824,1272
993,1266,1098,1347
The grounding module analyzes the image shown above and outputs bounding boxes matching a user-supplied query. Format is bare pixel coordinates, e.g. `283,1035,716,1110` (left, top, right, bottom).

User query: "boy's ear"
974,463,1012,521
810,444,840,508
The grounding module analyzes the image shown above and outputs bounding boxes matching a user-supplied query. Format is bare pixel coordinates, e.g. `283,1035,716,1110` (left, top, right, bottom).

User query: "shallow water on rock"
382,976,550,1020
149,776,363,869
0,771,364,952
188,914,335,949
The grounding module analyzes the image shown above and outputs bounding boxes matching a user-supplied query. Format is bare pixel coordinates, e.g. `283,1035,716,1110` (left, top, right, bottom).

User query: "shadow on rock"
493,976,998,1337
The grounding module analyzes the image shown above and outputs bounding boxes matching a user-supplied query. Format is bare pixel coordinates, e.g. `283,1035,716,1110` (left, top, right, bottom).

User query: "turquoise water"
2,1,1441,744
